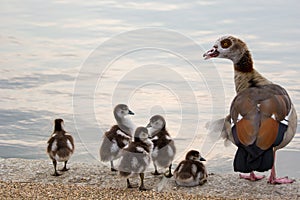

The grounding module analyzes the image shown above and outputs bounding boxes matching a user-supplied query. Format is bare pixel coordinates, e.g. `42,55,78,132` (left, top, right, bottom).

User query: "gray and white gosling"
47,118,75,176
100,104,135,171
147,115,176,178
118,127,153,191
174,150,207,187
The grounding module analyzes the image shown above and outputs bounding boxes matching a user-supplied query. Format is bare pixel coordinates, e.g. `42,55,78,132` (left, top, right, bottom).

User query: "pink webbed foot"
268,176,295,184
239,172,265,181
268,162,295,184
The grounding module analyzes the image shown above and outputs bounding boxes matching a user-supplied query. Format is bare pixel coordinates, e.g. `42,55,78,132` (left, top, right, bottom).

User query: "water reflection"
1,0,300,178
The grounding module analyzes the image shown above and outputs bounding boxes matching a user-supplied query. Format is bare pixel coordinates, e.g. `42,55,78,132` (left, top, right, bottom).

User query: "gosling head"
185,150,206,161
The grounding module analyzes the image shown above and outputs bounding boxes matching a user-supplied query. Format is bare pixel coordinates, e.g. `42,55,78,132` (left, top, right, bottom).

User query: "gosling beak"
128,110,135,115
203,47,219,60
146,123,151,128
200,157,206,161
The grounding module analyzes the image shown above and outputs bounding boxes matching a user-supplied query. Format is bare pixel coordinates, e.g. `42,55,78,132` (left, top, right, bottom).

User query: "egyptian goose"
173,150,207,187
99,104,135,171
118,127,153,191
147,115,176,178
203,36,297,184
47,119,75,176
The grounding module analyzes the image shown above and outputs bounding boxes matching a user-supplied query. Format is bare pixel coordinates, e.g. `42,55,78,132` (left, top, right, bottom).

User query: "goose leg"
152,163,161,175
60,160,69,171
139,173,147,191
268,152,295,184
110,161,117,172
239,172,265,181
126,178,138,188
126,179,133,188
164,164,173,178
52,160,61,176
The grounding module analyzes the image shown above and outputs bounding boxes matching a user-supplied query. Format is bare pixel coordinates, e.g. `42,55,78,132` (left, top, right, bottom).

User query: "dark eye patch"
221,38,232,49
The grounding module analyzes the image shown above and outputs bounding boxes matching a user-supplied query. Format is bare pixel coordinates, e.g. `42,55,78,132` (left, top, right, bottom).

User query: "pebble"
0,158,299,199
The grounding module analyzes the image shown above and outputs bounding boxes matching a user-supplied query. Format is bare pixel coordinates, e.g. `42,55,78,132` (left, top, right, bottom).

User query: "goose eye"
221,39,232,49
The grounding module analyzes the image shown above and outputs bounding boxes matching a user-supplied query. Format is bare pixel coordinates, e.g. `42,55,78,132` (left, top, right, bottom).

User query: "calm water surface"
1,0,300,177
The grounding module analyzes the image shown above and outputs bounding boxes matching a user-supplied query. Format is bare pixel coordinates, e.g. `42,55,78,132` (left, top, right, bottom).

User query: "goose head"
185,150,206,161
203,35,249,64
113,104,135,135
114,104,134,119
146,115,166,136
54,118,64,132
134,127,149,142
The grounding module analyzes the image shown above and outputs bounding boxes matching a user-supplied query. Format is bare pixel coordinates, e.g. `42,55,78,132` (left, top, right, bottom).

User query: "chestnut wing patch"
230,84,291,149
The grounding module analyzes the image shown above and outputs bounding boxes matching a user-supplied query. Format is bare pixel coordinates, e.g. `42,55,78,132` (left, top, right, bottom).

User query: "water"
1,0,300,178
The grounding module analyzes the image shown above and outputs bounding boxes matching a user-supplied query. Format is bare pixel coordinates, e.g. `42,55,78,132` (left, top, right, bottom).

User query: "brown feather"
230,94,256,123
231,84,291,149
256,118,279,150
274,95,289,120
260,97,278,118
236,119,256,146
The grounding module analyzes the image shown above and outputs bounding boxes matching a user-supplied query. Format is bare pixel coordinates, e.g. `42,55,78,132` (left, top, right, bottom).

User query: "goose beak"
203,47,219,60
128,110,135,115
200,157,206,161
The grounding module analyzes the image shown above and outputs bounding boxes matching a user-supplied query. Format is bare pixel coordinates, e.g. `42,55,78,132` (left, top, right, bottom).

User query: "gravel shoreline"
0,158,299,199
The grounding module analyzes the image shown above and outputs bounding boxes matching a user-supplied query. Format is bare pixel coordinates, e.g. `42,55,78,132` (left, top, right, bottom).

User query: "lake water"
1,0,300,178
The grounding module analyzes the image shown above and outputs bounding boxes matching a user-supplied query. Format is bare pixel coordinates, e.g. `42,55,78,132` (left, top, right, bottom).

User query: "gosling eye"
221,38,232,49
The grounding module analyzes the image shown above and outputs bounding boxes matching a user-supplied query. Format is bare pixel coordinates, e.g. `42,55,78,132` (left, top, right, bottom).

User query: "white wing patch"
67,139,73,150
65,132,71,136
237,113,243,121
51,140,57,152
280,104,293,125
116,130,131,138
123,144,129,149
136,147,146,154
151,136,159,141
271,114,276,120
165,135,172,140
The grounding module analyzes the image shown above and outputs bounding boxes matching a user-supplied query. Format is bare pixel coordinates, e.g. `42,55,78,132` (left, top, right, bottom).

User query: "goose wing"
230,84,291,150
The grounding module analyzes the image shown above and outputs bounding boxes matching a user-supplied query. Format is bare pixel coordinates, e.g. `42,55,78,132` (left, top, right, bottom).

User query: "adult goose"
203,36,297,184
100,104,135,171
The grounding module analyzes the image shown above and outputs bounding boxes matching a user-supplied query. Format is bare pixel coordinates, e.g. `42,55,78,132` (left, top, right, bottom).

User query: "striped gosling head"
114,104,135,119
54,118,64,132
134,127,149,142
185,150,206,161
